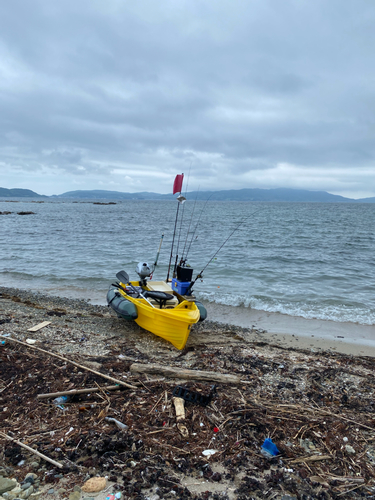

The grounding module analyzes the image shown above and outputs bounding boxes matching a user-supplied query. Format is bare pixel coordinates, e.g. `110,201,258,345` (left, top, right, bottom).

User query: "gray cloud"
1,0,375,197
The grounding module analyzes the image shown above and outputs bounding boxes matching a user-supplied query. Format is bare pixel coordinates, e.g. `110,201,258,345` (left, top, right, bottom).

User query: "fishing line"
186,206,264,293
183,192,214,263
181,186,201,263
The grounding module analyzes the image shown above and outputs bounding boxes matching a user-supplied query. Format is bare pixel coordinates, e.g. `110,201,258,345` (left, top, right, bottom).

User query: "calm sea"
1,198,374,326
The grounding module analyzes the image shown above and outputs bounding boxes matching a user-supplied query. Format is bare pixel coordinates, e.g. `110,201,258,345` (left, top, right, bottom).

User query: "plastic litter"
261,438,279,457
53,395,71,409
202,449,218,457
105,417,128,430
172,385,216,406
105,494,122,500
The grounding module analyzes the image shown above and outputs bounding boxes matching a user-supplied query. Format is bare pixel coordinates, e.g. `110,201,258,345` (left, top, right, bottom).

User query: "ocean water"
1,198,374,326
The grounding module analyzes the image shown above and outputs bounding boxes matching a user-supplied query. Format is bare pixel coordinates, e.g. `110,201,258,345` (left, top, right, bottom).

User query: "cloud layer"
1,0,375,197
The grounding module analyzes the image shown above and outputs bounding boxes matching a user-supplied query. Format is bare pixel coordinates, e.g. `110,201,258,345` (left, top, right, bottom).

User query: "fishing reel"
136,262,154,282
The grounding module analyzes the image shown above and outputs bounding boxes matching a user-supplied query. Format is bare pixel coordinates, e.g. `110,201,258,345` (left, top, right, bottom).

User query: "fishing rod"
185,206,264,294
149,233,164,279
180,187,200,266
182,192,214,265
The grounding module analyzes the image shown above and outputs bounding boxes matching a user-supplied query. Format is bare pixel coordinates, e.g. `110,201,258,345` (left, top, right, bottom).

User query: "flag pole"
166,174,184,282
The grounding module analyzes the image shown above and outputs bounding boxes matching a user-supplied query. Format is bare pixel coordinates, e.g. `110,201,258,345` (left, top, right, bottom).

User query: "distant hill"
2,186,375,202
55,189,162,200
56,187,357,203
0,187,45,198
355,196,375,203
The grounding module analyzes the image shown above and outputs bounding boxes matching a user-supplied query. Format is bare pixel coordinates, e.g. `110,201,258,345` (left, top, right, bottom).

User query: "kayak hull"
106,288,138,321
116,280,200,350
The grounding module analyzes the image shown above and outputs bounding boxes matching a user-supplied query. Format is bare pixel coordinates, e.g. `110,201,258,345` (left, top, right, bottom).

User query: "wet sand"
207,302,375,357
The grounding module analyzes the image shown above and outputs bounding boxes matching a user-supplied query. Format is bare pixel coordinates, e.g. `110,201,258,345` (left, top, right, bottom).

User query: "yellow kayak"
116,279,200,350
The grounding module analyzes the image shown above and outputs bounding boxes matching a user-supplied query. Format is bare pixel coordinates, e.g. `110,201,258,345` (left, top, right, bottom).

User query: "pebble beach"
1,286,375,499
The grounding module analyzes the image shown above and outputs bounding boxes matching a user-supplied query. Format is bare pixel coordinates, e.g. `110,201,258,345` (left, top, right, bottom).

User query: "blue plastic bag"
261,438,279,457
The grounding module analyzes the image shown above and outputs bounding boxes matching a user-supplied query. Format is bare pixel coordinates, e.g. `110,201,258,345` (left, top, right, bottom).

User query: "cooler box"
172,278,191,295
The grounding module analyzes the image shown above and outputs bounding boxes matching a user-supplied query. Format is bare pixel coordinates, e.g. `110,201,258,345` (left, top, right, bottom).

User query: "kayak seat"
144,291,175,309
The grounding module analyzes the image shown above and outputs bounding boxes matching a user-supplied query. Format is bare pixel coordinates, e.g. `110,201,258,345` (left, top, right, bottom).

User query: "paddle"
116,271,155,308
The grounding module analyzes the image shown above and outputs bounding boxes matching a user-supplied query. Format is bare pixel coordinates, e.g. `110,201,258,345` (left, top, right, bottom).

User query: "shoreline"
2,282,374,358
1,285,375,499
207,302,375,357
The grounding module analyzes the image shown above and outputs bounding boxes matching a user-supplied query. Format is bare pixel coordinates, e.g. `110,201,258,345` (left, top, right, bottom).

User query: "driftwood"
37,385,124,399
0,431,63,468
173,397,189,437
1,335,138,390
27,321,51,332
130,363,241,384
290,454,332,464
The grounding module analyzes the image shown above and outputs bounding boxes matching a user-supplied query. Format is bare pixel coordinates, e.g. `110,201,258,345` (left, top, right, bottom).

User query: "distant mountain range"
1,186,375,203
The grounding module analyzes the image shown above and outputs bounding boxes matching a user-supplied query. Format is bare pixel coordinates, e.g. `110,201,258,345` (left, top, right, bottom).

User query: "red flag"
172,173,184,194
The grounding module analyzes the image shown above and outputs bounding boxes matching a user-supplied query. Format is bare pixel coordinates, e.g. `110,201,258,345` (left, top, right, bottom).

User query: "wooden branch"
0,335,138,390
290,454,332,464
173,396,189,437
27,321,51,332
130,363,241,384
0,431,63,468
37,385,124,399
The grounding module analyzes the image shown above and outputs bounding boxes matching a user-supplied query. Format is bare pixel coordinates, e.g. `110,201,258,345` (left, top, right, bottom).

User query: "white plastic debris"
202,449,218,457
105,417,128,430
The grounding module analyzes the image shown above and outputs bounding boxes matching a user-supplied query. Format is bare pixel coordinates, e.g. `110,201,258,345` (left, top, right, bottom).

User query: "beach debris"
81,477,107,493
27,321,51,332
172,384,216,406
25,338,37,345
105,417,128,430
37,384,124,400
2,291,375,499
202,449,218,457
106,493,122,500
261,437,280,457
173,396,189,437
3,335,138,389
53,395,71,409
130,362,241,384
0,431,63,468
299,438,316,453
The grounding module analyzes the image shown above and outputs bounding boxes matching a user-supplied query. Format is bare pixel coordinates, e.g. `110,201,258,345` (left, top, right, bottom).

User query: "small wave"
197,291,375,326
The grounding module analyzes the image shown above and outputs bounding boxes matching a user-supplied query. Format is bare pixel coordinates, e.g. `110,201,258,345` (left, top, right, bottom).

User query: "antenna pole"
166,203,181,282
166,173,185,282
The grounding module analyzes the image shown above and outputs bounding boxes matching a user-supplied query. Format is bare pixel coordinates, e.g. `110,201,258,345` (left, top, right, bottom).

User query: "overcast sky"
1,1,375,198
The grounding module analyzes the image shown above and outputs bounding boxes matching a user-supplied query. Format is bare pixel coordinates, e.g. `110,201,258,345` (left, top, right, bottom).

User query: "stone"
81,477,106,493
68,492,80,500
7,485,22,500
19,485,34,499
0,479,17,496
24,475,36,484
345,445,356,455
